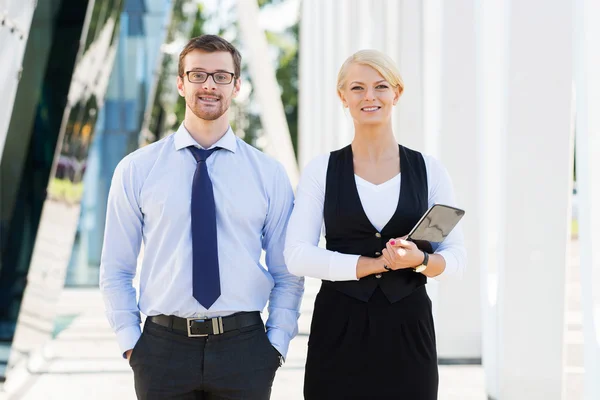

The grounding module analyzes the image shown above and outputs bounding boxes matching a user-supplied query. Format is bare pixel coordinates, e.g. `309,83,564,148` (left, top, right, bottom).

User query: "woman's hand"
382,236,425,271
356,255,389,278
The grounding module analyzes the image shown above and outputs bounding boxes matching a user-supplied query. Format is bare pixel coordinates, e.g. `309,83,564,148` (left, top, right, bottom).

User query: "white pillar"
321,0,339,156
236,0,298,186
435,0,481,361
420,0,443,330
475,0,510,397
298,0,332,168
497,1,574,398
421,0,440,156
574,0,600,399
297,0,312,169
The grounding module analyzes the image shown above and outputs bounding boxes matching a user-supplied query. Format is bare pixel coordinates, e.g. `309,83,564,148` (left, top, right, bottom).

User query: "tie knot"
188,146,219,163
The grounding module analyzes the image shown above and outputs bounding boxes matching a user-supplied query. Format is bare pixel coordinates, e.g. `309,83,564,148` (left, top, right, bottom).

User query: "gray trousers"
129,318,281,399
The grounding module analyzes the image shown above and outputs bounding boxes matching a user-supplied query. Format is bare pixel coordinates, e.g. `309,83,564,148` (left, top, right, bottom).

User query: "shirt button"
375,251,381,256
375,232,382,238
375,274,382,279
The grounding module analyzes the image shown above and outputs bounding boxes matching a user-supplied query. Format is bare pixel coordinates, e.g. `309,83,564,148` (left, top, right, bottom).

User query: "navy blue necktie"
188,146,221,309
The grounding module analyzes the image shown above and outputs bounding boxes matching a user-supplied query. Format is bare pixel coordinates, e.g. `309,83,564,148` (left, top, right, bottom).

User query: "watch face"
414,265,427,273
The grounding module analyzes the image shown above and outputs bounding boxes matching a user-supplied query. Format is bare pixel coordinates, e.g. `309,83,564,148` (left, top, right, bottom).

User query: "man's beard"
187,91,231,121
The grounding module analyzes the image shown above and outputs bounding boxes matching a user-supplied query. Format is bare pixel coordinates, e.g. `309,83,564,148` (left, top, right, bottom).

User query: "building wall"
0,0,124,382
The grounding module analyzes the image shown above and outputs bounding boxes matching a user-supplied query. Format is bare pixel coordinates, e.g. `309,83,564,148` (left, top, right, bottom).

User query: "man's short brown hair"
178,35,242,79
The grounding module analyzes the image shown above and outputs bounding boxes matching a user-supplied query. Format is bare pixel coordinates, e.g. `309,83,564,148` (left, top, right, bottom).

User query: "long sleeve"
284,155,360,281
262,163,305,359
99,157,143,357
424,155,468,280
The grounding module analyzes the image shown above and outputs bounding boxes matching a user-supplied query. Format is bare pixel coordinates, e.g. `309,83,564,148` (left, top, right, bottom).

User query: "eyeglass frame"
184,70,236,85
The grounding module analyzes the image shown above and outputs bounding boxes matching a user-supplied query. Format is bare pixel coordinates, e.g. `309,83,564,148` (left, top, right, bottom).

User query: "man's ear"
177,76,185,97
232,78,241,98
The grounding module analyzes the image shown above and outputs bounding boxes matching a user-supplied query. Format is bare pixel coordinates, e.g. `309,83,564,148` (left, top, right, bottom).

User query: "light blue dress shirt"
99,124,304,359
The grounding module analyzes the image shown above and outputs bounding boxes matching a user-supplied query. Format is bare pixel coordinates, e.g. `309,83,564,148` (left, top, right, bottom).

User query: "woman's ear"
338,90,348,108
393,86,402,105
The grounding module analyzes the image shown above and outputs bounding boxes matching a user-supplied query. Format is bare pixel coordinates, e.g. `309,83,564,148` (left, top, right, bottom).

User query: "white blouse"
284,153,467,282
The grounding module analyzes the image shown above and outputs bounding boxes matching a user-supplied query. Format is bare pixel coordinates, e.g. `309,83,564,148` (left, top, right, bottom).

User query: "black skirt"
304,284,438,400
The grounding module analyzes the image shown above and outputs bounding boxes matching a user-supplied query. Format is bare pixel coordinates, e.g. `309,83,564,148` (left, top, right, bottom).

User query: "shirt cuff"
433,250,460,281
116,325,142,358
267,327,290,360
328,252,360,281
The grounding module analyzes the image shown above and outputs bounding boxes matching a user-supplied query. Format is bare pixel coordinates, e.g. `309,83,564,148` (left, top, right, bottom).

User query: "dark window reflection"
0,0,123,370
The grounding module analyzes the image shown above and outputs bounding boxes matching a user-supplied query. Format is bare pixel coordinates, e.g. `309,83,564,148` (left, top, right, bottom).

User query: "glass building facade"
0,0,124,381
65,0,174,287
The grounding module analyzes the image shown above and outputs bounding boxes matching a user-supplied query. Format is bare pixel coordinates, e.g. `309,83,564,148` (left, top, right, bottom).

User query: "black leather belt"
148,312,262,337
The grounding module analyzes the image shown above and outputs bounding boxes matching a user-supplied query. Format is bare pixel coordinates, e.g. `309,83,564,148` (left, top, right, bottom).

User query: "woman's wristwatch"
413,251,429,273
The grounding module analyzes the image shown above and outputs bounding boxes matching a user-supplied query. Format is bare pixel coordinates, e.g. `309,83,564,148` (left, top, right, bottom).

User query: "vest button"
375,251,381,256
375,232,382,238
375,274,382,279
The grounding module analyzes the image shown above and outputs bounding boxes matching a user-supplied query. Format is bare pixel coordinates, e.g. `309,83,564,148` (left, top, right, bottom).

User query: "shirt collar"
173,123,237,153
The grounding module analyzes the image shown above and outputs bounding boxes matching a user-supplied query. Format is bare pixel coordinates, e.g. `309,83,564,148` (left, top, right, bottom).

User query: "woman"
284,49,467,399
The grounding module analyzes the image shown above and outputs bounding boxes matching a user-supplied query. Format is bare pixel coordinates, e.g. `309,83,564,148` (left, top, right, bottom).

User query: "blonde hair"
336,49,404,98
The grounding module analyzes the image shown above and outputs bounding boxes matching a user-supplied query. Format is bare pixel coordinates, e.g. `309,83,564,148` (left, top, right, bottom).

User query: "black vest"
322,144,428,303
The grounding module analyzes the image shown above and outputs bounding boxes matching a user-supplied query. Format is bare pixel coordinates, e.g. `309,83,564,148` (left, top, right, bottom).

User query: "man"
99,34,304,400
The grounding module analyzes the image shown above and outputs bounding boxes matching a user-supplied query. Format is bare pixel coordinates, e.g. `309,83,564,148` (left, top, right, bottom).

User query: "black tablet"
407,204,465,253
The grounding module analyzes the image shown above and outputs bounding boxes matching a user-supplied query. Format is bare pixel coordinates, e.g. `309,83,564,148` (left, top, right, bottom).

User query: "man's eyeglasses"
185,71,236,85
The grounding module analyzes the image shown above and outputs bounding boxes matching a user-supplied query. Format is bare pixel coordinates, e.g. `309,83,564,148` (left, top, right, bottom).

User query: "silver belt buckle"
186,318,208,337
186,317,224,337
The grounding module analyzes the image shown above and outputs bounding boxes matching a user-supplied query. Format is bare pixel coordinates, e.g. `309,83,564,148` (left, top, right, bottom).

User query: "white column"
236,0,298,186
308,0,325,159
574,1,600,399
321,0,338,155
435,0,481,361
420,0,443,322
497,1,574,398
297,0,313,169
398,0,425,151
299,0,331,168
382,0,401,144
334,0,352,154
476,1,510,397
